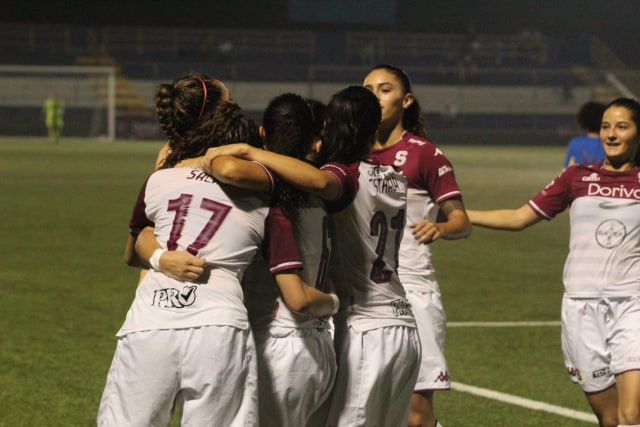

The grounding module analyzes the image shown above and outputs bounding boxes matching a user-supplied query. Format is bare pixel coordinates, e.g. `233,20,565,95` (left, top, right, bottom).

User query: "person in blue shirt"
563,101,606,170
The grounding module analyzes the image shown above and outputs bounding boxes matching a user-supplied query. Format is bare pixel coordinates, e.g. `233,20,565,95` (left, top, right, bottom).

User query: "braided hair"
154,73,227,168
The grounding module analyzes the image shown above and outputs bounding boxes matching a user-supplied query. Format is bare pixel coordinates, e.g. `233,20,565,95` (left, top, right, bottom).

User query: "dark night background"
2,1,639,140
4,0,639,66
1,0,634,34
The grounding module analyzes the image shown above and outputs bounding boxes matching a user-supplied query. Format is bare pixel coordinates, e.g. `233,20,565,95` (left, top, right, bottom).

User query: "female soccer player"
364,64,472,427
135,93,339,427
467,97,640,427
97,74,335,426
201,86,421,427
563,101,606,170
245,94,336,427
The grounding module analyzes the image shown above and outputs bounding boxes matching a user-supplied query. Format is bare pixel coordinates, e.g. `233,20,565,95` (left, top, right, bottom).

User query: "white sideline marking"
448,321,596,423
451,381,598,423
448,321,561,327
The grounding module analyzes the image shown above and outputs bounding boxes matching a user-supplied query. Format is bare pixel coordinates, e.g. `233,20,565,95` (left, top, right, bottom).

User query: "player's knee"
595,412,617,427
406,411,422,427
619,401,640,425
406,408,434,427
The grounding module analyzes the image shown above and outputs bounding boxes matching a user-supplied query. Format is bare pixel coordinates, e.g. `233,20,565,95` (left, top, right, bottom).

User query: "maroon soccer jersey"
368,131,463,280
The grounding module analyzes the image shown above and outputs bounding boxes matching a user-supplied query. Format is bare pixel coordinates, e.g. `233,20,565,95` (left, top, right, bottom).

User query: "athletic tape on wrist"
330,293,340,315
149,249,166,271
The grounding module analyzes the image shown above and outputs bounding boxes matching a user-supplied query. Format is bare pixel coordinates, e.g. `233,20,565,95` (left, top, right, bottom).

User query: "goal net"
0,64,116,141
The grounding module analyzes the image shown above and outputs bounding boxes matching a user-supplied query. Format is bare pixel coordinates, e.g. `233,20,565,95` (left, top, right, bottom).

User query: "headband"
195,76,207,119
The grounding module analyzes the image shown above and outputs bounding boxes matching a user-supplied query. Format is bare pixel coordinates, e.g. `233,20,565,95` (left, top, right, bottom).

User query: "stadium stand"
0,23,633,141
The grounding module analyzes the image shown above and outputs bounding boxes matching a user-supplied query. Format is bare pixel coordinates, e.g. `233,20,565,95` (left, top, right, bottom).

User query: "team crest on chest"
595,219,626,249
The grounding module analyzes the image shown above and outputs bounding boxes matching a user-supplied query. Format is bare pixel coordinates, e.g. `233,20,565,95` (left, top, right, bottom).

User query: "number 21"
369,209,405,283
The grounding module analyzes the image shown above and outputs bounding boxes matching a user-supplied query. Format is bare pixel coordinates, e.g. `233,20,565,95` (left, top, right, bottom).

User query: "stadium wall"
0,76,592,144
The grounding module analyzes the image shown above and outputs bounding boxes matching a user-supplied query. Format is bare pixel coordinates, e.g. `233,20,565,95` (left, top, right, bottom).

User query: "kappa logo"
567,366,582,382
435,371,449,382
152,285,197,308
581,172,600,182
407,137,427,146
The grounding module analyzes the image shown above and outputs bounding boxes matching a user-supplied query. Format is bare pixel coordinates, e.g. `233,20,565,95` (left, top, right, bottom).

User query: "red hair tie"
195,76,207,119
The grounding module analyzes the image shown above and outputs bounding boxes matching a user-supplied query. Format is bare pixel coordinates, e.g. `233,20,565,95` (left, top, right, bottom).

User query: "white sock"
435,421,443,427
618,424,640,427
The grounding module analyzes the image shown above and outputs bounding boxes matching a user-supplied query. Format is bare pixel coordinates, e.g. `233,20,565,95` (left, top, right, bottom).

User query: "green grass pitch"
0,137,595,426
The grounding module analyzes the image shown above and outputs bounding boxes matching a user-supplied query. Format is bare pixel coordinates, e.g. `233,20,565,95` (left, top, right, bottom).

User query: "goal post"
0,64,116,141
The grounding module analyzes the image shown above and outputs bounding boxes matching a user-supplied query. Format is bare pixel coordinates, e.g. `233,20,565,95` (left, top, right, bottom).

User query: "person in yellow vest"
43,91,64,143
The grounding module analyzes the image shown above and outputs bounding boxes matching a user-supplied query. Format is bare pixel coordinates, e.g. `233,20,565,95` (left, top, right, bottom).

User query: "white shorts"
97,326,258,427
561,295,640,393
404,281,450,391
325,323,421,427
253,327,336,427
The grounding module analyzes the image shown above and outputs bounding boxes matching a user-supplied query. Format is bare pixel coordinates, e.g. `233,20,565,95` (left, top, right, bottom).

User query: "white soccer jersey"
369,132,462,392
243,196,332,330
322,161,415,331
369,131,463,284
529,163,640,297
242,199,335,427
118,167,272,336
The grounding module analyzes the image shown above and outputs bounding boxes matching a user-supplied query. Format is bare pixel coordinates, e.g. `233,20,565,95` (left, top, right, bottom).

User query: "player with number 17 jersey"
120,166,275,336
99,165,291,427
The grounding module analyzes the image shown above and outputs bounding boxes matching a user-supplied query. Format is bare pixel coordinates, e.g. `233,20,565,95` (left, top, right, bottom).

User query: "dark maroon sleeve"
320,162,360,213
264,207,304,273
128,177,154,235
422,145,463,204
528,168,574,219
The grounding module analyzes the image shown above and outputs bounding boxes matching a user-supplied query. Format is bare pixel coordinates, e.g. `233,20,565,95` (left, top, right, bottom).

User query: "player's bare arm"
467,204,542,231
134,226,207,282
177,154,272,192
124,234,147,268
208,155,271,191
274,272,338,317
411,197,472,244
205,143,341,200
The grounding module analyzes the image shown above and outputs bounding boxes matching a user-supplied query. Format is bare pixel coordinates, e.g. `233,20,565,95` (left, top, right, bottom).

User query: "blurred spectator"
562,100,606,170
561,81,574,103
217,39,235,62
440,101,459,127
42,91,64,144
359,42,376,66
